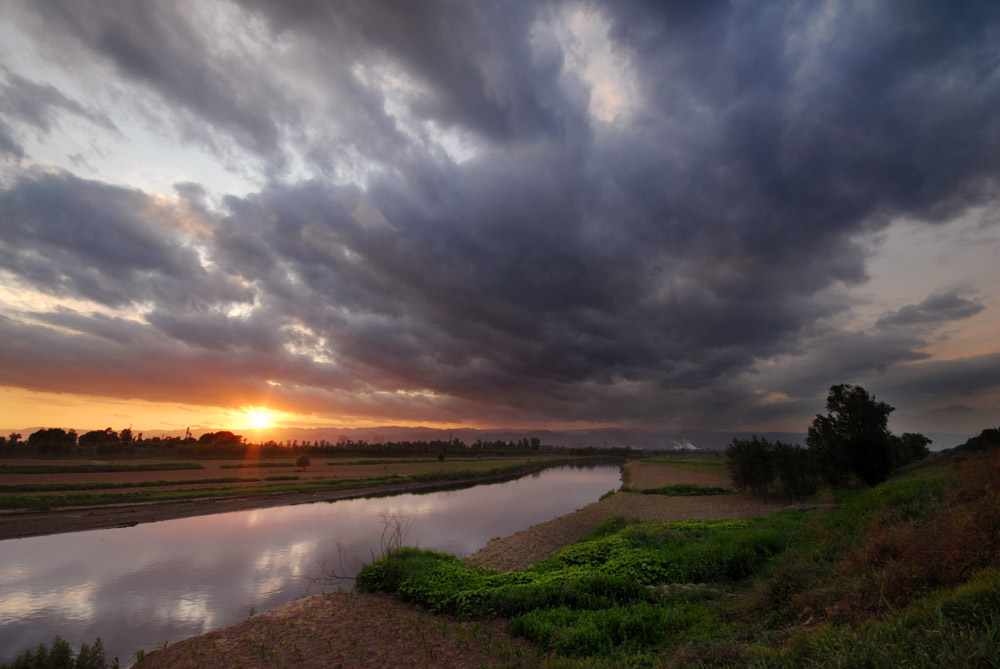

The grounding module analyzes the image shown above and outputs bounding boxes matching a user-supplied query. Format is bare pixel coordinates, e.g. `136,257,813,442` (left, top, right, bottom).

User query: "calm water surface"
0,464,620,663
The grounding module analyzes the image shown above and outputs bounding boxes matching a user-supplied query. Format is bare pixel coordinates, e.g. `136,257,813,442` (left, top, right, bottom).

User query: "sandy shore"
137,459,785,668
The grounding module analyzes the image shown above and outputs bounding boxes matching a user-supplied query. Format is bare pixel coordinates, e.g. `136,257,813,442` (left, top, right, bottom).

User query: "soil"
136,458,786,668
138,591,537,669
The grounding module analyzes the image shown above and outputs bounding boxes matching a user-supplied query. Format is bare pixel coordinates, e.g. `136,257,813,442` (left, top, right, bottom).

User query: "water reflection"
0,464,620,663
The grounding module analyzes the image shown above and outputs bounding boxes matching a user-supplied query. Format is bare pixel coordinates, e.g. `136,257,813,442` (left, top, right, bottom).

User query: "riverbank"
138,459,785,668
0,459,598,540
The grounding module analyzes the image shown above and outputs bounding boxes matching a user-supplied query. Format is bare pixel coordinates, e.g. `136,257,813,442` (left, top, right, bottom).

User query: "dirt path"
139,591,537,669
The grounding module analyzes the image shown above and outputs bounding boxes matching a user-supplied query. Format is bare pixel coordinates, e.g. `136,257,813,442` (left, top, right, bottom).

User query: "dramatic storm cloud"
1,0,999,435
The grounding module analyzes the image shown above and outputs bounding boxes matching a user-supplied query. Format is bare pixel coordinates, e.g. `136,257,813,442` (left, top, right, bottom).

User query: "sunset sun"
245,408,274,430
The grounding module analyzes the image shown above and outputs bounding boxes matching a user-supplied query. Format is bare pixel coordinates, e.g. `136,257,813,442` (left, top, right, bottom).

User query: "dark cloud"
877,289,986,327
0,169,248,310
1,1,999,430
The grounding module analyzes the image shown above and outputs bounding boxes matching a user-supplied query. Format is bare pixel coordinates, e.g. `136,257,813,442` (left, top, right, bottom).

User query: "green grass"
356,513,807,661
0,462,204,474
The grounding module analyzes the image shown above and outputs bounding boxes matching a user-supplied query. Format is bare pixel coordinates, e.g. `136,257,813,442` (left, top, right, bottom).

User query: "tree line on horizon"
0,427,637,460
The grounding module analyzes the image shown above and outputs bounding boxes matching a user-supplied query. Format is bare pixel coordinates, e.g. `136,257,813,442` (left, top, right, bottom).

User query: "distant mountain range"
4,425,971,451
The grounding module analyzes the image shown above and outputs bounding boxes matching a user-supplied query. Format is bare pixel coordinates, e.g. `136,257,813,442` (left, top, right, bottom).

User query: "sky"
0,0,998,437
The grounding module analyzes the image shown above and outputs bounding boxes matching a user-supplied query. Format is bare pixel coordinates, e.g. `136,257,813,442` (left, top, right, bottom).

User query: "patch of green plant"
584,516,628,540
0,462,204,474
263,475,299,481
355,512,808,661
624,483,733,496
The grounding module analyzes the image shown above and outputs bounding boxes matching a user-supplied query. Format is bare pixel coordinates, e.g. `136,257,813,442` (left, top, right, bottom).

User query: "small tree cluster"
726,436,818,501
807,384,930,487
729,384,934,499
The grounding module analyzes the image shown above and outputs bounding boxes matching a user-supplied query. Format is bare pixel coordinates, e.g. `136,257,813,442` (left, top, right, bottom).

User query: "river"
0,463,621,664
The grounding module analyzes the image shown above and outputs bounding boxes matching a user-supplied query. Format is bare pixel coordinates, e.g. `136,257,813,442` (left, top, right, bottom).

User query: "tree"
772,441,818,501
892,432,931,467
726,436,776,499
807,384,895,486
79,428,120,456
28,428,78,455
295,454,311,471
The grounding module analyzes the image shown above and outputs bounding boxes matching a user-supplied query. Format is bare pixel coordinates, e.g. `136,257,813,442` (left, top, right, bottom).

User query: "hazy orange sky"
1,1,999,438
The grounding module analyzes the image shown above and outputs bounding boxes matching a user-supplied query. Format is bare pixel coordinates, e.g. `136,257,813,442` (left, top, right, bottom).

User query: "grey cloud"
0,169,248,310
236,0,569,143
2,1,999,430
0,119,25,159
877,289,986,328
872,353,1000,403
0,71,117,135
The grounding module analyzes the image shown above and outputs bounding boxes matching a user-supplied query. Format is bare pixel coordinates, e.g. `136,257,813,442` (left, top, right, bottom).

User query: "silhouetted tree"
198,431,242,446
726,436,775,498
28,428,77,455
79,428,121,456
295,454,311,471
772,441,818,501
955,427,1000,453
892,432,931,467
807,384,895,486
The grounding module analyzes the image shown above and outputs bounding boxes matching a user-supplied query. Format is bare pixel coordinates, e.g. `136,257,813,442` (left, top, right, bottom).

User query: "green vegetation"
356,431,1000,666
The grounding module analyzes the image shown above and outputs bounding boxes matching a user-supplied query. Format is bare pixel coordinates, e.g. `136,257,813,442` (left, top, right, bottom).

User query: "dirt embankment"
138,591,537,669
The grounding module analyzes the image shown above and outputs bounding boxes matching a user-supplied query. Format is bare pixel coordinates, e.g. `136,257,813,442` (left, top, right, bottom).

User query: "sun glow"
244,407,276,430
